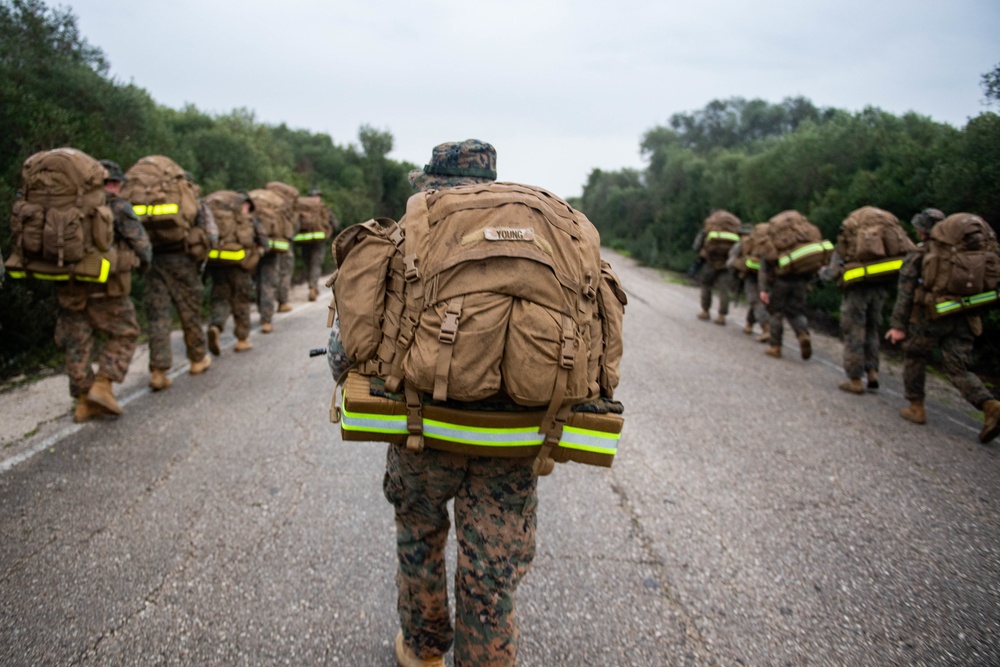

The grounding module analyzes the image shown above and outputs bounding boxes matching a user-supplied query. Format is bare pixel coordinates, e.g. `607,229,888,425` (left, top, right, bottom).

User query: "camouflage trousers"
744,273,768,326
383,444,538,667
146,253,207,370
699,263,731,315
208,265,253,341
767,276,810,346
298,241,325,291
840,284,887,380
276,250,294,305
902,315,994,409
55,294,139,397
256,253,279,324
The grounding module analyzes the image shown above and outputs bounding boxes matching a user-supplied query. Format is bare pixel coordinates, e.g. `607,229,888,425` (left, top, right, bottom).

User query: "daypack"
736,222,773,277
120,155,200,251
204,190,259,271
331,182,627,474
5,147,116,283
837,206,916,287
249,188,294,252
766,210,833,277
700,210,742,260
920,213,1000,319
294,196,332,242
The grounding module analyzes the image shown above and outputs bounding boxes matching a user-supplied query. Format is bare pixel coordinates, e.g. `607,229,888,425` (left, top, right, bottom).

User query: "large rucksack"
204,190,260,271
837,206,916,287
294,196,332,243
5,147,116,283
249,188,294,253
700,210,742,261
765,210,833,277
331,182,627,474
920,213,1000,319
120,156,200,252
736,222,773,277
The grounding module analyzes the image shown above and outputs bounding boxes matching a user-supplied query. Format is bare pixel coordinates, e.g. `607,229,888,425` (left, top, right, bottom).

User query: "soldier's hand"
759,291,770,306
885,328,906,345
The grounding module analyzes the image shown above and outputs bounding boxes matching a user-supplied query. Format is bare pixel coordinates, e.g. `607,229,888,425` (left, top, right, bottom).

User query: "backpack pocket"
184,226,209,263
89,204,114,252
11,200,45,256
596,262,627,398
44,206,86,265
946,251,987,295
334,232,396,363
503,299,588,406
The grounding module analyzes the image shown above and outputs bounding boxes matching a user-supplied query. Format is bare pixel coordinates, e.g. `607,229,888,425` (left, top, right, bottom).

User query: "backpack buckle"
439,303,461,345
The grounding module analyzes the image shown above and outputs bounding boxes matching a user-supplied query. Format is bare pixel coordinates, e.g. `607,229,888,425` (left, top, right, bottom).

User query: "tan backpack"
120,156,200,251
836,206,916,287
295,196,332,242
204,190,259,271
249,188,293,252
331,182,627,473
700,210,742,260
5,147,116,283
736,222,772,276
920,213,1000,319
766,210,833,277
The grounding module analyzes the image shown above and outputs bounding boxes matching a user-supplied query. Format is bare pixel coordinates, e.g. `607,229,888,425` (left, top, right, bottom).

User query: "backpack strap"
403,382,425,452
534,313,577,476
433,294,464,401
386,194,431,393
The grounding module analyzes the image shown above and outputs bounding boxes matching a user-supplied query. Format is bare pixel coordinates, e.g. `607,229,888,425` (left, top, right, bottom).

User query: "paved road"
1,254,998,666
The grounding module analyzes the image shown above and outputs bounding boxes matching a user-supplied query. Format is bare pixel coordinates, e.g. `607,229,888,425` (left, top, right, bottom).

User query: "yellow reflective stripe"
423,419,543,447
843,259,903,284
745,258,760,271
293,231,326,242
269,239,290,251
778,240,833,268
8,271,27,279
132,203,179,216
341,407,407,435
208,248,247,261
706,231,740,243
935,290,999,314
75,257,112,283
561,424,620,455
842,266,866,283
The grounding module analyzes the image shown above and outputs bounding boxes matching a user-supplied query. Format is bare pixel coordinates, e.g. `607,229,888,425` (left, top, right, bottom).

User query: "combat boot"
743,323,753,335
797,331,812,360
278,302,293,313
900,400,926,425
866,369,879,390
713,314,726,326
73,395,105,423
234,339,253,352
87,375,122,415
765,345,782,358
261,322,273,334
697,310,710,321
308,287,318,302
149,368,172,391
838,378,865,395
979,399,1000,444
394,631,445,667
189,355,212,375
207,325,222,356
756,324,770,344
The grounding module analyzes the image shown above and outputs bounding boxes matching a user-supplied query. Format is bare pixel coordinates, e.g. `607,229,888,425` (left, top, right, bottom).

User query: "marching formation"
692,205,1000,445
3,148,337,422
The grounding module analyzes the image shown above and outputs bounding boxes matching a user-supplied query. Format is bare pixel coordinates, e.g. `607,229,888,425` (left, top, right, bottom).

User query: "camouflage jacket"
888,245,922,331
109,195,152,271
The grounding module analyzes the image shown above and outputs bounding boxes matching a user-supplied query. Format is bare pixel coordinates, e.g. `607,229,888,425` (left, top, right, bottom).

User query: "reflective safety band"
560,424,619,456
707,231,740,243
132,203,179,216
8,271,27,279
293,231,326,242
778,240,834,268
74,257,112,283
208,248,247,261
842,258,904,284
745,258,760,271
8,258,112,284
935,290,999,315
269,239,290,251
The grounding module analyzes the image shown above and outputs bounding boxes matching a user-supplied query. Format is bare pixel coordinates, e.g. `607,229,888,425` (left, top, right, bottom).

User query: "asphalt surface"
0,255,997,666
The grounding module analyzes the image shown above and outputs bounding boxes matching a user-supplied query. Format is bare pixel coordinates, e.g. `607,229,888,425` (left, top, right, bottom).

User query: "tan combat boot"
261,322,273,334
838,378,865,395
394,631,444,667
756,324,770,344
308,287,318,302
765,345,782,358
866,369,879,390
189,355,212,375
797,331,812,360
900,400,926,425
979,399,1000,444
149,368,172,391
278,302,293,313
207,325,222,356
73,395,105,423
743,323,753,335
87,375,122,415
713,314,726,326
234,339,253,352
697,310,710,321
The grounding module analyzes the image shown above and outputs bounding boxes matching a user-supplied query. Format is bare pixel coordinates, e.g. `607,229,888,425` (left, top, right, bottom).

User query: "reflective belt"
778,240,833,269
707,231,740,243
269,239,290,251
842,258,904,285
132,203,179,216
340,403,620,457
935,290,999,316
293,231,326,242
74,257,112,283
208,248,247,262
6,257,111,283
745,258,760,271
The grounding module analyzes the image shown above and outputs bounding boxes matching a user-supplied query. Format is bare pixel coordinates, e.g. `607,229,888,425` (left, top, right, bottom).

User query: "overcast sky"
65,0,999,199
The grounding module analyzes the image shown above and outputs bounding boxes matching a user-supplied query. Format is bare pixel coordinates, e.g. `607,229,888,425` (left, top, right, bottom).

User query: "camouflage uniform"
276,247,294,306
55,195,152,397
889,248,993,409
759,264,810,346
256,252,279,325
208,216,266,341
840,283,888,381
146,204,214,370
692,229,732,317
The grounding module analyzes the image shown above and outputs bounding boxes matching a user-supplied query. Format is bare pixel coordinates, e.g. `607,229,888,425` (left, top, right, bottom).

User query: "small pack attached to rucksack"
120,155,200,252
837,206,916,287
204,190,259,271
294,196,332,243
5,147,115,283
249,188,294,253
331,182,627,474
700,210,742,261
766,210,833,277
920,213,1000,319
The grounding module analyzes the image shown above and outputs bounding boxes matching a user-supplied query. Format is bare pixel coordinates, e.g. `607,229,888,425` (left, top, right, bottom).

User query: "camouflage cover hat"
408,139,497,191
99,159,125,182
911,208,945,233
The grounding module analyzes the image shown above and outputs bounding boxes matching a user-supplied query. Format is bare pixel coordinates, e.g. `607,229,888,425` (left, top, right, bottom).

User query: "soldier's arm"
113,199,153,271
252,216,269,252
888,251,921,332
692,229,705,252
